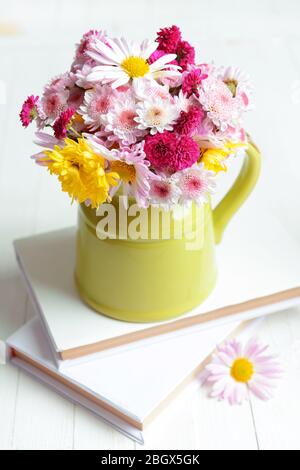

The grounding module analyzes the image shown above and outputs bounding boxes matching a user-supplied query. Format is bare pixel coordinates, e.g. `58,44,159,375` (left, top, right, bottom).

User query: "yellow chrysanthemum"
42,138,119,208
200,141,248,173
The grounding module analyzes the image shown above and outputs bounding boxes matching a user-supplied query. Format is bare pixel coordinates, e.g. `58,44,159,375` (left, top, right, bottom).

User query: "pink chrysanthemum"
19,95,39,127
205,337,282,405
144,131,199,174
149,177,181,209
174,164,215,206
72,30,108,71
174,105,204,135
41,72,77,119
75,30,107,58
198,76,243,131
79,85,116,131
42,87,69,119
182,68,208,98
104,91,144,145
156,25,182,53
67,85,85,110
53,108,75,139
176,40,195,71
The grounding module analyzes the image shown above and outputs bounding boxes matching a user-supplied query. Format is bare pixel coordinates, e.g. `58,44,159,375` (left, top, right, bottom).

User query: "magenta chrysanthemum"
174,105,204,135
182,69,208,98
156,25,182,53
144,131,199,174
156,26,195,71
53,108,75,139
19,95,39,127
176,40,195,71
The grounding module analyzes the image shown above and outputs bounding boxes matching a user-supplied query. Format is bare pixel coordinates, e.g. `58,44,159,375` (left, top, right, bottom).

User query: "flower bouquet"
20,26,261,322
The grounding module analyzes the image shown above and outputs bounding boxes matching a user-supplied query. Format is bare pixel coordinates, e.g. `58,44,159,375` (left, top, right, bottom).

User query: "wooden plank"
249,308,300,450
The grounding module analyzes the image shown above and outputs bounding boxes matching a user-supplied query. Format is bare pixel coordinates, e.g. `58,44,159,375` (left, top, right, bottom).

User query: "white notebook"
6,316,261,444
14,198,300,367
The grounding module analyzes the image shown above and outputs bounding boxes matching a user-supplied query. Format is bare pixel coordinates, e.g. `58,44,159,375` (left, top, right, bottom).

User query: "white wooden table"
1,0,300,450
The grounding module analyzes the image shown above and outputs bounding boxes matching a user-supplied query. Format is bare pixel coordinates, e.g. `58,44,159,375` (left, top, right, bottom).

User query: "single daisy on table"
205,337,282,405
87,36,180,88
135,96,180,135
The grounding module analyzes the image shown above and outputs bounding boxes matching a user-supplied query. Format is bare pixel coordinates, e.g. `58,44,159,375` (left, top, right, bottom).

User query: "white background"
0,0,300,450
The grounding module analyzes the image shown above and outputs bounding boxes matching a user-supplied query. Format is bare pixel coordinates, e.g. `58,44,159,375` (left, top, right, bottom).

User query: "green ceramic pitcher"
75,141,261,322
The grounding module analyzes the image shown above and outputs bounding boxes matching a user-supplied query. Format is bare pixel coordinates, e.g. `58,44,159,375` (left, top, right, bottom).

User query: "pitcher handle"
213,138,261,244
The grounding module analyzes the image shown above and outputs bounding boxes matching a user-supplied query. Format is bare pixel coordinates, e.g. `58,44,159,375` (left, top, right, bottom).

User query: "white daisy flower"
135,97,180,135
103,91,144,144
87,37,180,88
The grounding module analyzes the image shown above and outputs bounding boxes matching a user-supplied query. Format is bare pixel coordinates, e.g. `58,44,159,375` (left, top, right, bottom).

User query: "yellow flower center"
121,56,150,78
110,161,136,184
230,358,254,383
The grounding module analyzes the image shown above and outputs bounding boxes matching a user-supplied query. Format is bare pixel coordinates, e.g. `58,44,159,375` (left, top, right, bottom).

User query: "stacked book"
6,200,300,443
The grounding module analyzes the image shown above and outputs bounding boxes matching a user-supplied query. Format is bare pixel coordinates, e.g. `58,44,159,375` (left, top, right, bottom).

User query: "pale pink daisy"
149,176,181,209
103,92,144,144
67,85,85,110
114,142,155,207
192,117,232,148
74,63,95,89
41,72,80,118
44,72,74,94
74,30,108,62
220,66,252,108
174,90,196,113
31,131,64,166
88,139,154,207
206,337,282,405
87,36,180,88
198,76,243,131
79,85,117,131
174,164,216,206
135,96,180,135
71,30,109,74
42,92,68,119
159,72,183,88
133,78,170,102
